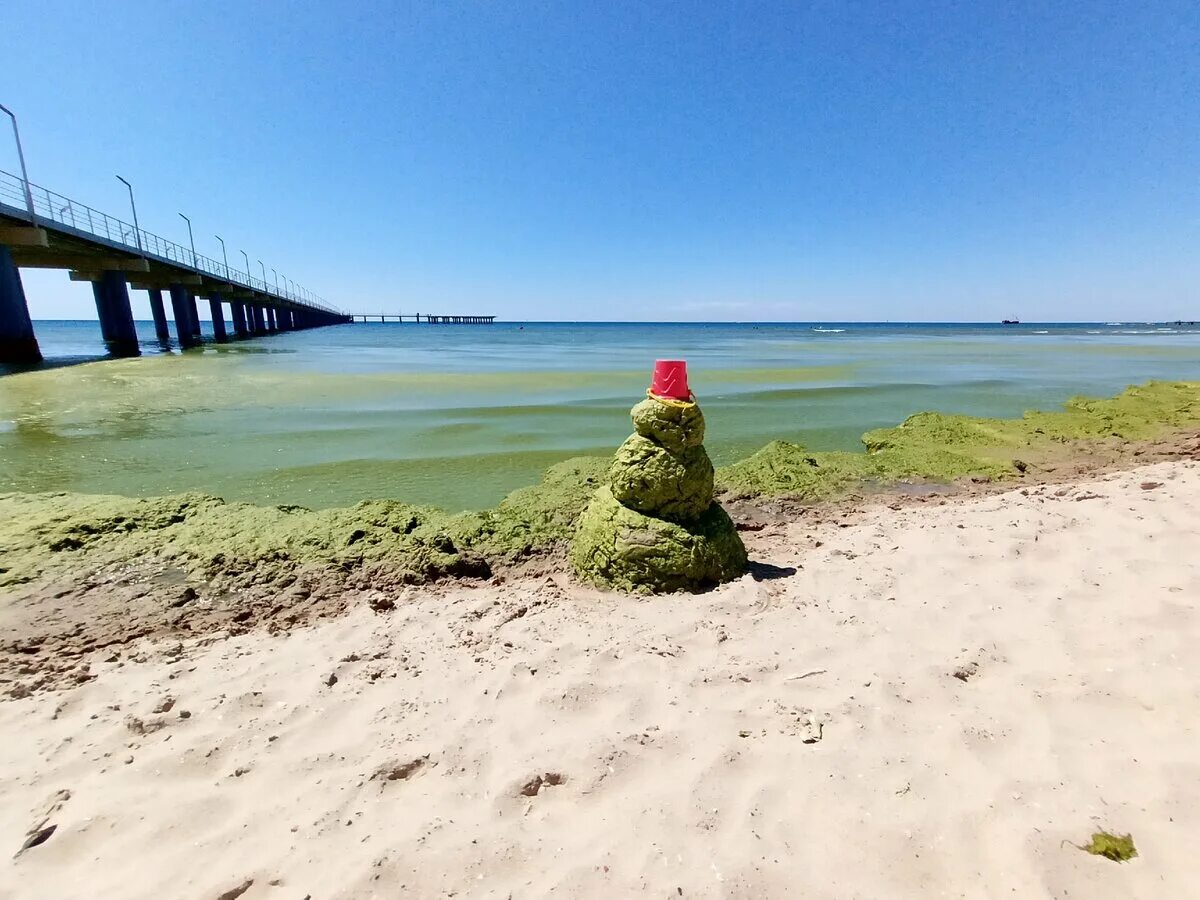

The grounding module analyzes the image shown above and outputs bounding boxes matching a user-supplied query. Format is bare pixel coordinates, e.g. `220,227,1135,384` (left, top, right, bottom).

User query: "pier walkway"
0,169,350,364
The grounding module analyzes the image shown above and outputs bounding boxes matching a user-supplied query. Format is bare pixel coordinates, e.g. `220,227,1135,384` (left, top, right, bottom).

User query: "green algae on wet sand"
1,381,1198,594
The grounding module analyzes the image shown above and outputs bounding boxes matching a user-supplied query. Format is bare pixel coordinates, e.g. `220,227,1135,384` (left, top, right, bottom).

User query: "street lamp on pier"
239,249,251,284
271,268,279,293
214,235,229,279
258,260,267,288
0,103,36,226
178,213,196,267
115,175,142,253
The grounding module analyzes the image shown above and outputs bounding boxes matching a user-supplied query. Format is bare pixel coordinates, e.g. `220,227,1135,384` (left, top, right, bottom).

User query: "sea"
2,320,1199,511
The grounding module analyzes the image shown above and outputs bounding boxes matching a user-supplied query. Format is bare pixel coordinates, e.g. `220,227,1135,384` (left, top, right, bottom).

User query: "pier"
0,168,350,364
350,314,495,324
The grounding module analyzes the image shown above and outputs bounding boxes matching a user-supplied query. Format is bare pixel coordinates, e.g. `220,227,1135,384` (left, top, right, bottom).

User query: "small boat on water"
1001,318,1020,325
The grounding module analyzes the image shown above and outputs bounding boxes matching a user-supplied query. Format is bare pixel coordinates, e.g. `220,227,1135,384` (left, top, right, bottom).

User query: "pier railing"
0,169,339,314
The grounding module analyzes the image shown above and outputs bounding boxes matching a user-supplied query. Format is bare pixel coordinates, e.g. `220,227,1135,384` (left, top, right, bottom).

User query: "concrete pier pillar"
251,305,265,334
91,271,139,357
279,309,293,330
231,301,248,337
147,289,171,345
168,284,200,348
0,245,42,364
208,295,228,342
188,295,201,338
267,308,278,331
91,282,114,344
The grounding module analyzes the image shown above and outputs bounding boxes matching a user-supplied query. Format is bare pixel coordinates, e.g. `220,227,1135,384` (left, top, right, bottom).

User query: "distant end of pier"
350,314,495,324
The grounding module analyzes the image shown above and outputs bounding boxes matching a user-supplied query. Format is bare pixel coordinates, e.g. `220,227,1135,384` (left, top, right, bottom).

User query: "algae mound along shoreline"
0,456,612,593
1,380,1197,592
716,380,1200,498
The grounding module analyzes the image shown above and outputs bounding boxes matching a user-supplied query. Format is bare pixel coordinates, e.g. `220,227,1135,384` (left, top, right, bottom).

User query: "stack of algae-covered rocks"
570,361,748,593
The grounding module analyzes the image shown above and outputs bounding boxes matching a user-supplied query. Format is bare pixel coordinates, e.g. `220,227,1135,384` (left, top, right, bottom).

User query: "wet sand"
2,459,1198,898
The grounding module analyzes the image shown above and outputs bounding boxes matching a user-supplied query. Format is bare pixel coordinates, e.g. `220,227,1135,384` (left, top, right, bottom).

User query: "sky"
2,0,1198,322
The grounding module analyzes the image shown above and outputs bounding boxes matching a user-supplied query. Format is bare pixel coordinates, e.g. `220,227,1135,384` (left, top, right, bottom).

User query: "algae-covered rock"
630,397,705,454
608,434,714,522
569,487,747,593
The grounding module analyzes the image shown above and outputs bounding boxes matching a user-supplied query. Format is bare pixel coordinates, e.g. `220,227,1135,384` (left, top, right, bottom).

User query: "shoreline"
2,381,1199,698
2,457,1198,896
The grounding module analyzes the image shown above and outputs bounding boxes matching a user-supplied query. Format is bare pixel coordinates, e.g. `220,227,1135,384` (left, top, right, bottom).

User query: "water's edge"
3,380,1197,596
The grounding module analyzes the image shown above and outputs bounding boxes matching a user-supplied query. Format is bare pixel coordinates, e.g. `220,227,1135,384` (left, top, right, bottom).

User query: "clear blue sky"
3,0,1197,321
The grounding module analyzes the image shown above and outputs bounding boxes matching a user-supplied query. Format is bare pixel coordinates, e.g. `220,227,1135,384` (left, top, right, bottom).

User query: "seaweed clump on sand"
1079,831,1138,863
570,364,748,593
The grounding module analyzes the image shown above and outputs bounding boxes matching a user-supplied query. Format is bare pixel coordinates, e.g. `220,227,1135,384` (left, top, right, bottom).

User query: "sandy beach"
2,458,1198,898
7,2,1200,894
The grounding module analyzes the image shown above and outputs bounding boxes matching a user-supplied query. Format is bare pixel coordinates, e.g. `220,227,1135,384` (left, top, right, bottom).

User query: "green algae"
0,490,471,590
717,442,869,499
441,456,611,561
0,455,612,592
716,439,1010,499
568,487,748,594
630,397,706,454
863,381,1200,455
1080,831,1138,863
720,380,1200,499
609,435,714,523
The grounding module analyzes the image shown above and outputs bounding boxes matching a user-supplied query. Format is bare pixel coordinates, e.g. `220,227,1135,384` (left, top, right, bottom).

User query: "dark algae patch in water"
1079,831,1138,862
0,381,1197,596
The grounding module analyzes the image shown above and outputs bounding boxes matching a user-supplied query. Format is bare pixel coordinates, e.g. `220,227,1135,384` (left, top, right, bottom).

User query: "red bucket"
649,359,691,401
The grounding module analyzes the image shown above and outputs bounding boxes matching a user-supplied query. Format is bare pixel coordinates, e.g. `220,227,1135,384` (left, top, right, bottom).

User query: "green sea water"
2,320,1199,511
